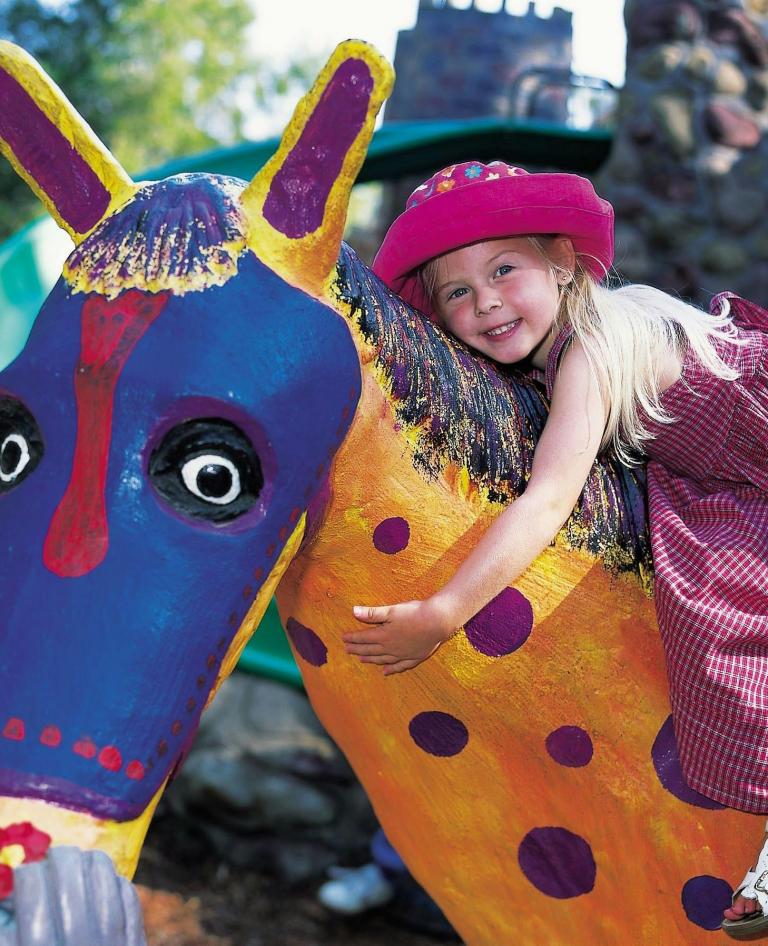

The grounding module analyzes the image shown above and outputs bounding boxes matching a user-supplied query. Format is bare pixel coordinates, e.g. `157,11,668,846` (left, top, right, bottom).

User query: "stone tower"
597,0,768,305
385,0,573,122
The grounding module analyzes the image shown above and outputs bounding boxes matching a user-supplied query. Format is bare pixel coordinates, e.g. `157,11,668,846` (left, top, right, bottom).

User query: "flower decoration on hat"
373,158,615,317
405,160,532,211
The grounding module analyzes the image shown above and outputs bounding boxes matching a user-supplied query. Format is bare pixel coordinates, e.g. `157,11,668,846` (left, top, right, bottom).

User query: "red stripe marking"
43,291,169,577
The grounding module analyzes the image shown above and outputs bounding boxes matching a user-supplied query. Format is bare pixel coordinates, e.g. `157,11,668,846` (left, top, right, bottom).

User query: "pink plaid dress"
547,293,768,813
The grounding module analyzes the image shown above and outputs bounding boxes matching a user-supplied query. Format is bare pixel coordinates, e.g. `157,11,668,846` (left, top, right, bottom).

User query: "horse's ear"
0,41,136,243
240,40,394,297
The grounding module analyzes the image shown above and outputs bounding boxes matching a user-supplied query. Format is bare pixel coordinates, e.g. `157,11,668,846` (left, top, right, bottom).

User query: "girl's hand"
343,597,457,675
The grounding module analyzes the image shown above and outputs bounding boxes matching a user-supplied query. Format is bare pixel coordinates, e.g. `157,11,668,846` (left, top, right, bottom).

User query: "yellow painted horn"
0,40,136,243
240,40,394,298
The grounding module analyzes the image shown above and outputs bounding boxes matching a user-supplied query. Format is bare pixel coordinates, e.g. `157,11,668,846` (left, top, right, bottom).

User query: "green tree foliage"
0,0,316,240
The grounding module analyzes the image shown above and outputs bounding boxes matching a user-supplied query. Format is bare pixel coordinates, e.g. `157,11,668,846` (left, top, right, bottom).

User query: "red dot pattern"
126,760,145,781
2,718,24,741
1,719,149,784
0,389,358,795
97,746,122,772
40,725,61,747
73,737,97,759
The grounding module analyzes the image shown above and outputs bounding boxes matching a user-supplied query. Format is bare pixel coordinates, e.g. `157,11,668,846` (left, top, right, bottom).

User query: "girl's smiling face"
431,236,573,369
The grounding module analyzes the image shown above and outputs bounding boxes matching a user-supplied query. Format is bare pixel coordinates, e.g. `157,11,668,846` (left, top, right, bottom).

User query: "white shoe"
722,822,768,940
317,862,394,915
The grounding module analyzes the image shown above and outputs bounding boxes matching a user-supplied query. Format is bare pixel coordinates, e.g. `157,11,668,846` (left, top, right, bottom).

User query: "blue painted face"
0,196,360,819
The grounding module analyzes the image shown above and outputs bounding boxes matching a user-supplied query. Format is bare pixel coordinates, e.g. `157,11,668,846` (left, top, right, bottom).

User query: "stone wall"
597,0,768,305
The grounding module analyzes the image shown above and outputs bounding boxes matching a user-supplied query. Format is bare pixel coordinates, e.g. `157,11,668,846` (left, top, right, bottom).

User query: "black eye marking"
0,397,44,492
149,418,264,523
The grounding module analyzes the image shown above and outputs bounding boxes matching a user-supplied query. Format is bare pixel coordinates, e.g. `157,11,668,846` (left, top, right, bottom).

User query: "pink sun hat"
372,161,614,318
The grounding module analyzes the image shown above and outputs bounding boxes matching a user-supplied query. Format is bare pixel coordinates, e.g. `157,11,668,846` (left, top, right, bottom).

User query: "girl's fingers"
360,654,399,665
383,659,421,676
353,605,390,624
344,641,385,655
343,629,388,645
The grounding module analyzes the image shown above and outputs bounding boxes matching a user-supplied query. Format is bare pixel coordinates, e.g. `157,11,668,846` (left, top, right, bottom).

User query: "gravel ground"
134,810,456,946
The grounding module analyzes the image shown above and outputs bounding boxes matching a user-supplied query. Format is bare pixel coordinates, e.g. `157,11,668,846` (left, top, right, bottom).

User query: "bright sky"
247,0,626,135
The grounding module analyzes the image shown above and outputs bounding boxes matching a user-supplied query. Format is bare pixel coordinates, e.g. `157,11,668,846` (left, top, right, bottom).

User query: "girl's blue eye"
496,264,513,276
447,287,467,301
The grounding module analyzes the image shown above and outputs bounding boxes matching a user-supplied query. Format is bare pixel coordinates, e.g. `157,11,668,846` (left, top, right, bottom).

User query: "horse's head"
0,39,392,867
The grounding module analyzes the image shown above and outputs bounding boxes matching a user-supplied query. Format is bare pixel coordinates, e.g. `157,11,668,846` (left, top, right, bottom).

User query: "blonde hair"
419,238,740,465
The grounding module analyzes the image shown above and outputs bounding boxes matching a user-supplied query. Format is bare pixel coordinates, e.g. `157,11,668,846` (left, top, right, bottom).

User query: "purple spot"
0,66,111,234
681,875,733,930
286,617,327,667
546,726,593,767
518,827,596,899
465,587,533,657
409,711,468,757
263,58,373,238
373,517,410,555
652,716,724,809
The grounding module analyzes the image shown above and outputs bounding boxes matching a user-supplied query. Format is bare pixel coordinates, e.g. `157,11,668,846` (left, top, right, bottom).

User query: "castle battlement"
387,0,573,122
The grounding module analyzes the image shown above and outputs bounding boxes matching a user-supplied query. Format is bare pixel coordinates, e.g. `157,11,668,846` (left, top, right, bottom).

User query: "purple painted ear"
241,40,394,297
0,41,136,242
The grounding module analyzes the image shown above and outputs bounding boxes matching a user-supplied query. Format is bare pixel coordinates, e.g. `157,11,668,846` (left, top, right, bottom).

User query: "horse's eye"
0,397,44,492
149,419,263,523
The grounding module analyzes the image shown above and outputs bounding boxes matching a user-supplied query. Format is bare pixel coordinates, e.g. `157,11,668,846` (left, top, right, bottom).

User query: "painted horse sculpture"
0,38,760,946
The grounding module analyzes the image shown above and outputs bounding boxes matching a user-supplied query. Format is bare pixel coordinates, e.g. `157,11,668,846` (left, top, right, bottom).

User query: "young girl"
341,161,768,938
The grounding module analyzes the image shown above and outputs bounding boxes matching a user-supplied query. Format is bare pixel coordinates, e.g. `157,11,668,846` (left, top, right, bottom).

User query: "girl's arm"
344,340,608,674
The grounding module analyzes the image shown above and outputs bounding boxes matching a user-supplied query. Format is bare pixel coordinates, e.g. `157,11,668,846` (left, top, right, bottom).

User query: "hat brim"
372,173,613,318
